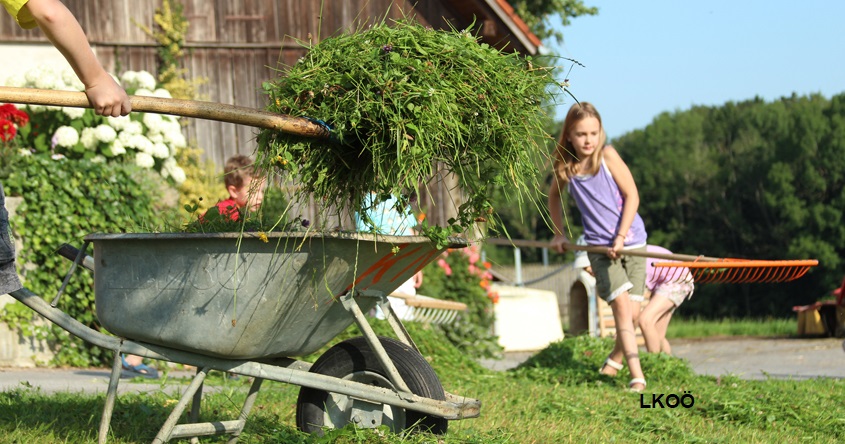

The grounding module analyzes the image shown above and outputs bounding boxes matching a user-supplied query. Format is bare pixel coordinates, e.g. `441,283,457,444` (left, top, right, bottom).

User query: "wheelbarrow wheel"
296,335,448,435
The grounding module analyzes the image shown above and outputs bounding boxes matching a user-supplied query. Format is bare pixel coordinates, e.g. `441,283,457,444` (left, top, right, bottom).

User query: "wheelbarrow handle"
485,238,722,262
0,86,330,138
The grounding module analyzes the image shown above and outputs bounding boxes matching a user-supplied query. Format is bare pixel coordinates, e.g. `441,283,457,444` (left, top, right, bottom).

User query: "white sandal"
599,357,624,375
628,378,647,392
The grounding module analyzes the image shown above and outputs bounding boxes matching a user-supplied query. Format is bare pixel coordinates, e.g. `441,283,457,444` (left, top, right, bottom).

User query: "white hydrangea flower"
120,71,137,87
62,107,86,120
152,142,170,159
3,74,26,88
135,152,155,169
107,115,132,131
24,67,44,86
134,88,154,97
135,71,157,90
91,155,106,163
94,124,117,143
33,66,62,90
61,68,84,91
18,148,32,156
52,126,79,148
27,104,45,113
142,113,165,133
164,129,186,148
152,88,172,99
80,128,98,149
103,140,126,157
166,161,187,184
147,132,164,143
124,121,144,135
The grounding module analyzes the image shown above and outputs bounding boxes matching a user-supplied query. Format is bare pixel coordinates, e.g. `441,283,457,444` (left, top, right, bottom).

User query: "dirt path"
481,336,845,380
671,336,845,380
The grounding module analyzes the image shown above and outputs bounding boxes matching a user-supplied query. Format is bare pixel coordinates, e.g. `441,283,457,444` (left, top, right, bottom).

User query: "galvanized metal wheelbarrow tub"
9,231,480,443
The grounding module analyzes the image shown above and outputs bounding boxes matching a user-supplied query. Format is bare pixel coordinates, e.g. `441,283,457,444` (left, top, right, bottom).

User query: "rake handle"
0,86,330,138
485,238,722,262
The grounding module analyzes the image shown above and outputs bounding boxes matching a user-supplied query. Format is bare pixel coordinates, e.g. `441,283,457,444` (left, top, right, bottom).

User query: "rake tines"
653,259,818,285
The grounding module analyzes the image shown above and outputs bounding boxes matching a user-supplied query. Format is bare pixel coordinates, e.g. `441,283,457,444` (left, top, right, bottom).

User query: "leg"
638,294,675,353
1,183,23,295
655,307,675,354
611,293,645,390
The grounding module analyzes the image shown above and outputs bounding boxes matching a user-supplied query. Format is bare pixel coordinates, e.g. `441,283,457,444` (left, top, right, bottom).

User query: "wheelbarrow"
10,232,479,442
0,86,481,442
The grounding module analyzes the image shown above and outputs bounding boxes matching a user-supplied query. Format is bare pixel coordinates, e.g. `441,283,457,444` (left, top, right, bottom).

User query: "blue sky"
548,0,845,141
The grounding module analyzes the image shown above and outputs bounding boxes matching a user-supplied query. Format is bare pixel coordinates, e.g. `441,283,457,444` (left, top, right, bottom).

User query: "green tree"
511,0,599,44
617,93,845,318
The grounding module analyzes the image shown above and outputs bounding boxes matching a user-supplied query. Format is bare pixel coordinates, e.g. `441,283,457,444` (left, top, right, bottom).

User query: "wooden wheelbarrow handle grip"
0,86,330,138
485,238,722,262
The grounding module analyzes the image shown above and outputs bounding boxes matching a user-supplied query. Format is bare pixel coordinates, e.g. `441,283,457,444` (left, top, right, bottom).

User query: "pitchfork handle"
0,86,331,139
485,238,721,262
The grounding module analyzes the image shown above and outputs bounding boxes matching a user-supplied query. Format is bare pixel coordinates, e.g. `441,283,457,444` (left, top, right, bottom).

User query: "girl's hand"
608,235,625,259
550,234,571,254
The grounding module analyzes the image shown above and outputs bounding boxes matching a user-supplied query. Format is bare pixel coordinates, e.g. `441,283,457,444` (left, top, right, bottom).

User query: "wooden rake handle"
0,86,331,138
485,238,722,262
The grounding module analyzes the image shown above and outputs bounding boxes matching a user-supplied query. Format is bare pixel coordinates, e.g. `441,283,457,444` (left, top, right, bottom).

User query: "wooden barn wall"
0,0,525,229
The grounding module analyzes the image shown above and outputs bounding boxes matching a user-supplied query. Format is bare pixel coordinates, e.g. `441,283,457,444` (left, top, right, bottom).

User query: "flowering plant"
419,243,502,358
3,67,186,184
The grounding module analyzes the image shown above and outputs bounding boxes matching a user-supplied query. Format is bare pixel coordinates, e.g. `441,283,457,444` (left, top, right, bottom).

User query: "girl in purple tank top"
548,102,648,392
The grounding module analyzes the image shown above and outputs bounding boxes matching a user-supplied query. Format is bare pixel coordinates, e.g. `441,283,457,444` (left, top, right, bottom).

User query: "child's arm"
24,0,131,117
548,173,571,253
603,145,640,258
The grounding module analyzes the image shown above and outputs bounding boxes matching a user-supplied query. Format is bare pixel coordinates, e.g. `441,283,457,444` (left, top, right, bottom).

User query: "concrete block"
491,284,564,352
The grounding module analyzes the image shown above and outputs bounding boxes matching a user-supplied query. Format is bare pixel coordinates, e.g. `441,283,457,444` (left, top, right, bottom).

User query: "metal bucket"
87,232,448,359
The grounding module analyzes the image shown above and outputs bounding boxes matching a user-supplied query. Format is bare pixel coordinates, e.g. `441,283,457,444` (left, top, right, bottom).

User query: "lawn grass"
667,317,797,338
1,322,841,443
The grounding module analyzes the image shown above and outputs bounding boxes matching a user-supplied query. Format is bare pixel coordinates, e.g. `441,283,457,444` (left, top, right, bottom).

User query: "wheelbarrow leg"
226,377,264,444
188,367,204,444
153,367,209,444
98,349,124,444
376,295,420,353
341,293,412,394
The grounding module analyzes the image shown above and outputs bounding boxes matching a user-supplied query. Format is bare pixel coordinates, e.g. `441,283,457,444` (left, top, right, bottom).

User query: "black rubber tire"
296,336,448,435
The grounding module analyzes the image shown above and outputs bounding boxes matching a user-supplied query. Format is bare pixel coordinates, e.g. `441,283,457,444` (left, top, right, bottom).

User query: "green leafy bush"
418,244,502,358
2,155,161,366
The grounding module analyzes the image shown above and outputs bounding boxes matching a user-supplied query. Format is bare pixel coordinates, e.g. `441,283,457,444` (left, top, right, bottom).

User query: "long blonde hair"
553,102,607,183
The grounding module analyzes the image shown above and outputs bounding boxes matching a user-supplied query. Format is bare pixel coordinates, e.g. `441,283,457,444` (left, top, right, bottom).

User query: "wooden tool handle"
485,238,721,262
0,86,330,138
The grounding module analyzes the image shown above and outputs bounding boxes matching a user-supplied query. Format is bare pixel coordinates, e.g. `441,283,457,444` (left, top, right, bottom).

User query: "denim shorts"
0,182,22,295
588,246,646,303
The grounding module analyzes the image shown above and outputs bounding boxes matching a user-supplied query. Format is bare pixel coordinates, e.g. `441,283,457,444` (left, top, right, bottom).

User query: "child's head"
553,102,607,181
224,155,265,211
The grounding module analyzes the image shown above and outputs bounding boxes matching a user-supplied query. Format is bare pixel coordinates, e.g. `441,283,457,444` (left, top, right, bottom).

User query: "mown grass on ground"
1,321,842,443
666,317,797,338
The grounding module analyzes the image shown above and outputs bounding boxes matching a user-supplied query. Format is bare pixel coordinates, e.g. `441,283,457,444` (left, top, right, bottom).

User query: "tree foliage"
511,0,599,44
616,93,845,317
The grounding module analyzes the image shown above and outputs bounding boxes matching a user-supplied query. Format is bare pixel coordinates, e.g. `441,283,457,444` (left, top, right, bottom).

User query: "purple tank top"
568,159,647,247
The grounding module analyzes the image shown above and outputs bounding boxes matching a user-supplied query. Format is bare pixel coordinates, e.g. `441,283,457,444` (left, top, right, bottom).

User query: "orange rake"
652,258,819,284
485,238,819,285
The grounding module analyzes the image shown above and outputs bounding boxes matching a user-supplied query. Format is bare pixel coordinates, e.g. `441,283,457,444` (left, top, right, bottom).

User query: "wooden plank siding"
1,0,538,229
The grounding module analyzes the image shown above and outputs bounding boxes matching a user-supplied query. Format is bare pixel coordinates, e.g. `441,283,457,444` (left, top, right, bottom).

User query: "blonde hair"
223,154,258,189
552,102,607,183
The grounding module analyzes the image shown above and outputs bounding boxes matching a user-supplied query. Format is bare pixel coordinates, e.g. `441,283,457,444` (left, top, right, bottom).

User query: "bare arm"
548,174,571,253
602,145,640,258
24,0,131,116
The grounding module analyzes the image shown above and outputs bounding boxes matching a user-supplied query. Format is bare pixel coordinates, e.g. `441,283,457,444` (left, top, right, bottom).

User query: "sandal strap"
603,358,624,371
629,378,647,387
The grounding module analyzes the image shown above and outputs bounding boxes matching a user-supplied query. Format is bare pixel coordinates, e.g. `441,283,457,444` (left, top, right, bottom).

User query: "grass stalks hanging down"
257,19,566,245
